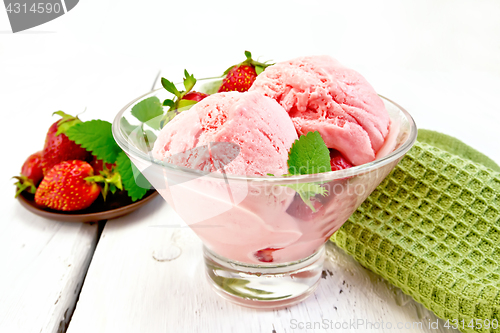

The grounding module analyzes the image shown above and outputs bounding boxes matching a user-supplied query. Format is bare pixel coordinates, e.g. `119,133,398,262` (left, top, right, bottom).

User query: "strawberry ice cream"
152,91,297,176
249,55,390,166
152,90,305,263
113,52,417,308
146,56,403,265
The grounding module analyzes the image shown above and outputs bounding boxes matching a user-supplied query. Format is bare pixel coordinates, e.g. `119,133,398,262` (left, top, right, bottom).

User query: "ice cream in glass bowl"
112,56,417,309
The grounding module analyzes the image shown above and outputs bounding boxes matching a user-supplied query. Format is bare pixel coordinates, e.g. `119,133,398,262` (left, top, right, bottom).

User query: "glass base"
203,245,325,309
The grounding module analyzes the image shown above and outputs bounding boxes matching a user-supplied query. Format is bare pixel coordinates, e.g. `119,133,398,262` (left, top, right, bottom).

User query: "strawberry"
41,111,91,175
35,160,101,211
159,70,209,128
182,91,209,102
218,65,256,93
89,155,114,175
254,247,282,263
329,149,352,171
13,151,44,197
218,51,273,93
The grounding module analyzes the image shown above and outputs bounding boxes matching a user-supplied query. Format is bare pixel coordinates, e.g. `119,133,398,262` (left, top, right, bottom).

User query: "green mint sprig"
283,131,331,212
116,151,150,202
120,117,157,152
66,120,122,164
284,183,328,208
287,131,331,175
131,96,164,130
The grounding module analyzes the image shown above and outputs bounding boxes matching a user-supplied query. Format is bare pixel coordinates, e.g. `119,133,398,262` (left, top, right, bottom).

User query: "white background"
1,1,500,332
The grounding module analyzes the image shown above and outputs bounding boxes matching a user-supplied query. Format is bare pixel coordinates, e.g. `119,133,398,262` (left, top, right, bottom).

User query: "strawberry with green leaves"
13,151,44,197
218,51,273,93
88,156,122,201
41,111,91,175
35,160,123,211
65,119,151,202
35,160,102,211
15,100,159,208
159,70,208,128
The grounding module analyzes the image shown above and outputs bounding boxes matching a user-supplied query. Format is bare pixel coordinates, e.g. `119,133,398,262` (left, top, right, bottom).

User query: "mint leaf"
283,131,331,212
288,131,331,175
120,117,157,152
143,130,157,149
199,78,223,95
65,120,122,164
146,116,163,131
131,96,163,123
120,117,136,135
284,183,328,212
116,151,150,201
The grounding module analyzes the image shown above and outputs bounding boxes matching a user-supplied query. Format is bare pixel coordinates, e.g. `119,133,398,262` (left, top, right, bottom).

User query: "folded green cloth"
331,129,500,333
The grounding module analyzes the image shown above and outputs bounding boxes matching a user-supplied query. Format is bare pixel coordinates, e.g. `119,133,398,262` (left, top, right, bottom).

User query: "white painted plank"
0,32,157,333
0,179,99,333
67,197,458,333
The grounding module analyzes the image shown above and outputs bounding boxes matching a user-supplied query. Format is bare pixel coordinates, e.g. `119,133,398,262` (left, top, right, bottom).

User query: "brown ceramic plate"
18,189,159,222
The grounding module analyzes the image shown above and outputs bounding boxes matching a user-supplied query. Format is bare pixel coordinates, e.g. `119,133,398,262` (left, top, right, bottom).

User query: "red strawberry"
218,51,273,93
13,151,44,197
254,247,282,263
89,155,114,175
41,111,91,175
329,149,352,171
35,160,101,211
182,91,209,102
218,65,257,93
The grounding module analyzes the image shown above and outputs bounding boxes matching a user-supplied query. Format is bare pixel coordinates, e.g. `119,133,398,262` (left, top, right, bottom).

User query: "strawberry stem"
159,70,201,128
52,111,82,136
84,170,122,202
12,176,36,197
222,50,274,75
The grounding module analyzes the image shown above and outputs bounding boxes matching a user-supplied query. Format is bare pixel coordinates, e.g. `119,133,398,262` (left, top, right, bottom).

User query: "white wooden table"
66,197,458,333
1,1,499,332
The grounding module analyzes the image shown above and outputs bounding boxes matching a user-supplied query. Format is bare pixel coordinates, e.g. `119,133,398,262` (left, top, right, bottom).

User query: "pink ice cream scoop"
152,90,298,176
249,55,390,166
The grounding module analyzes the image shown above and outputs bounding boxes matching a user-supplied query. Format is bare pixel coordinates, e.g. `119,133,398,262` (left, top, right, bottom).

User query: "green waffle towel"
331,129,500,333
